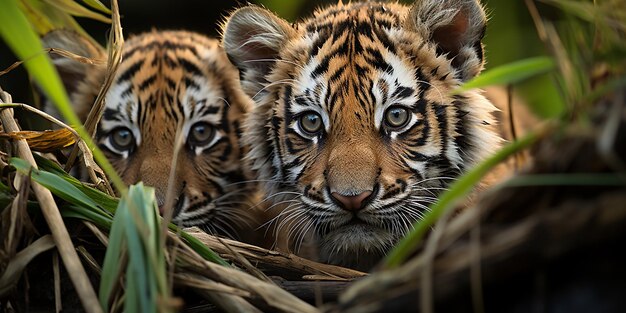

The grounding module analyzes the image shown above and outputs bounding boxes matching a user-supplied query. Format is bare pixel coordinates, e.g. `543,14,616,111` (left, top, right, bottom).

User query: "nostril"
331,190,373,212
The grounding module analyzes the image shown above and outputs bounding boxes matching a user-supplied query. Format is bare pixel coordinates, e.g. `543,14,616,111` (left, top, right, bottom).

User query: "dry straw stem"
172,233,319,313
0,87,103,313
174,273,262,313
53,251,62,312
0,102,113,194
80,0,123,138
0,47,106,78
187,228,367,280
0,235,55,295
64,0,124,181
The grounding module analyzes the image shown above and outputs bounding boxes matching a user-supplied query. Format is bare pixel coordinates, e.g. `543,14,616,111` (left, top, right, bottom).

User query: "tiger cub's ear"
41,30,106,96
40,30,106,120
221,6,296,98
405,0,487,81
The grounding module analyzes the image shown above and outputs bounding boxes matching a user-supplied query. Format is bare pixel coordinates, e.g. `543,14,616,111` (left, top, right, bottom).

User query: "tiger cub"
222,0,501,269
44,30,258,239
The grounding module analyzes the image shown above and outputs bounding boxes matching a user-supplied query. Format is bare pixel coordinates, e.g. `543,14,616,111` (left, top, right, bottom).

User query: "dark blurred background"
0,0,552,115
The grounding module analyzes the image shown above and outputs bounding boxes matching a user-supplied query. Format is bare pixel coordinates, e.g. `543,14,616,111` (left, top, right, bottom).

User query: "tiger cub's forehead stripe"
121,38,200,60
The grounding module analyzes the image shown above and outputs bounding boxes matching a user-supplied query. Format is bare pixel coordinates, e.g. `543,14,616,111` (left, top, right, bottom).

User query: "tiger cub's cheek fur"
45,30,259,239
224,0,500,269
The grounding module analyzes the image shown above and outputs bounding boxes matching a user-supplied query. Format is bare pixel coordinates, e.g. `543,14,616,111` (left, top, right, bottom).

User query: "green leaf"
33,154,119,213
453,57,556,94
17,0,55,34
80,0,111,14
61,205,112,229
43,0,111,23
18,0,90,35
10,158,103,212
100,183,168,312
0,181,10,194
99,198,127,311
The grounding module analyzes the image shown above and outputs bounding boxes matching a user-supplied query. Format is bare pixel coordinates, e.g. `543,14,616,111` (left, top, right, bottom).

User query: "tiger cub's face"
46,31,256,237
223,0,500,269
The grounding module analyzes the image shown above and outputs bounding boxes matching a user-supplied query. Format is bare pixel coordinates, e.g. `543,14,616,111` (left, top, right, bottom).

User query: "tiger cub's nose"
331,191,373,212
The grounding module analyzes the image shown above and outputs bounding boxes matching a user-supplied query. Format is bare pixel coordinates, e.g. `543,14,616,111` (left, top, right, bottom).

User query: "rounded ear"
221,6,295,97
41,30,106,96
404,0,487,81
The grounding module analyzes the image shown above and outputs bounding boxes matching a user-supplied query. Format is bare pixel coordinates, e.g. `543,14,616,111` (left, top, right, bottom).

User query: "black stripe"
433,103,448,156
103,108,121,122
178,58,203,77
123,40,198,59
117,60,144,83
391,86,414,100
138,74,157,90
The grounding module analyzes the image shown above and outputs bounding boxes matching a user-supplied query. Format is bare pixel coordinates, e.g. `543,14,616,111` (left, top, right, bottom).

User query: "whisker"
252,79,298,100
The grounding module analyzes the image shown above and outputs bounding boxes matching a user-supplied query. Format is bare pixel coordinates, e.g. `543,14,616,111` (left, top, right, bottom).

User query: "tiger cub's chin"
319,224,395,269
223,0,500,270
43,30,261,242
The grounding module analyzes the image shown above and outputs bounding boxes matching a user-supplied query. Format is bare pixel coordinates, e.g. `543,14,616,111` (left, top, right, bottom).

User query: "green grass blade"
98,199,127,311
501,173,626,187
15,154,228,267
61,205,113,228
32,154,119,212
80,0,112,14
0,181,10,193
384,128,546,268
44,0,111,23
453,56,556,94
11,158,103,212
99,183,168,312
126,184,157,312
17,0,55,34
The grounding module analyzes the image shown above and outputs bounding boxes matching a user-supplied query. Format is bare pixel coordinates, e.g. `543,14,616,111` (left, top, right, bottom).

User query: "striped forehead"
100,34,226,136
289,15,421,130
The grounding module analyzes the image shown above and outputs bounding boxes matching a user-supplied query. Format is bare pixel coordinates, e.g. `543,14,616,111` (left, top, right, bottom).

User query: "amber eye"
298,112,323,135
109,127,135,151
384,106,410,129
188,122,215,146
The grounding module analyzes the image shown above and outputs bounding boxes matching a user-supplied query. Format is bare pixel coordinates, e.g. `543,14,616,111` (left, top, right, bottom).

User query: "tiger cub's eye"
109,127,135,151
384,106,410,129
188,122,215,146
299,112,323,135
